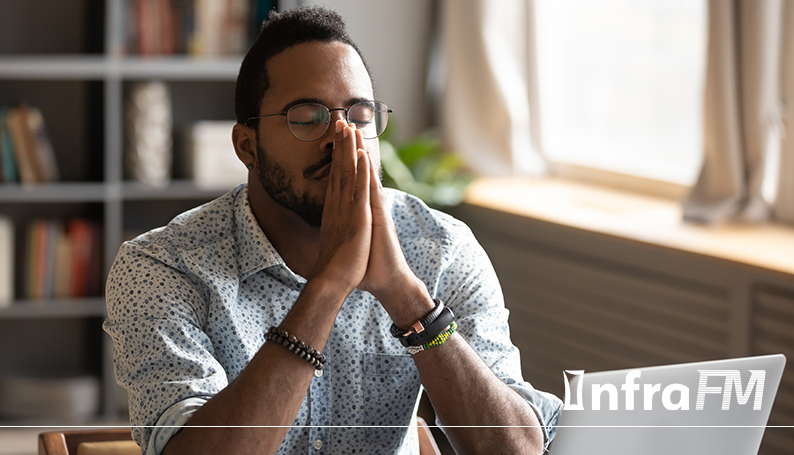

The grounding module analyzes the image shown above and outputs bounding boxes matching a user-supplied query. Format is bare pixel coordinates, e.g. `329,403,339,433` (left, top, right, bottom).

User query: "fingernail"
350,123,356,131
335,121,344,133
343,127,350,138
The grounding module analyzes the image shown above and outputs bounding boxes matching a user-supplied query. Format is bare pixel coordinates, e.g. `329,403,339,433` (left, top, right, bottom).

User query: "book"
24,219,48,300
34,220,52,300
68,219,103,298
68,220,90,298
0,106,15,183
7,105,42,184
129,0,253,56
21,218,103,301
0,217,13,307
27,106,59,182
42,219,59,299
5,104,59,185
180,121,247,189
222,0,251,55
53,225,72,299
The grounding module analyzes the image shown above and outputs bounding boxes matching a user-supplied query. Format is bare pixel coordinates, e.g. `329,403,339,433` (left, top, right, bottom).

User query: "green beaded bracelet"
405,321,458,355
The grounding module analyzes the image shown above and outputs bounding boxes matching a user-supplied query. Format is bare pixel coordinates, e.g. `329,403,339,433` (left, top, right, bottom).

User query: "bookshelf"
0,0,257,421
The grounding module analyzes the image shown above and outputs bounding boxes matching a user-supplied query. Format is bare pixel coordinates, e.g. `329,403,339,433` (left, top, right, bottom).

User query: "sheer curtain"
439,0,546,176
682,0,791,224
440,0,794,226
777,2,794,224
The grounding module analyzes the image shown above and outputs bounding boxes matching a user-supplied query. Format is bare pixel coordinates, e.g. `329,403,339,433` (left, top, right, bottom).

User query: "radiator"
448,204,794,455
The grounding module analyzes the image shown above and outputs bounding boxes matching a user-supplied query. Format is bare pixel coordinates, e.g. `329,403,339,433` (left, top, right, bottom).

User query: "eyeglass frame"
245,100,393,142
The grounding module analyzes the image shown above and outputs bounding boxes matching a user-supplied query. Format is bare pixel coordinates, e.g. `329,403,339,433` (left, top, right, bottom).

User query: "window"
534,0,707,186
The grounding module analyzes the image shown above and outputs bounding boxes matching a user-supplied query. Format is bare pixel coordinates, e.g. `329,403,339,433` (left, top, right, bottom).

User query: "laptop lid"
550,354,786,455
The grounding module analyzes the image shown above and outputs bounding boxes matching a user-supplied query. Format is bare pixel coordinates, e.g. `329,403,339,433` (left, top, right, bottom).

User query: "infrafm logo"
563,369,766,411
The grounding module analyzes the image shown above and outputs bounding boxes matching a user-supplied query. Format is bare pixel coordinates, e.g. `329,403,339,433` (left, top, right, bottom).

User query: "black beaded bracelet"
265,326,327,370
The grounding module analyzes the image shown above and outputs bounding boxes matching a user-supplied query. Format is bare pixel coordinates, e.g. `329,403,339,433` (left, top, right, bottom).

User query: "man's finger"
369,145,384,212
328,120,346,197
354,148,370,206
339,123,358,197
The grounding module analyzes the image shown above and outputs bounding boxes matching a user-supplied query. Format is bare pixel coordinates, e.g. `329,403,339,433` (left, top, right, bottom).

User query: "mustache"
303,153,334,179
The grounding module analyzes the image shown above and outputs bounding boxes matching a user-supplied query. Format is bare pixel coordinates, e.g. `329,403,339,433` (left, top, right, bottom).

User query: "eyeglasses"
246,100,392,142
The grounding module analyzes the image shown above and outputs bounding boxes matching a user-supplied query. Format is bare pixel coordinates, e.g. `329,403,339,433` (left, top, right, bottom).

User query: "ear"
232,123,257,170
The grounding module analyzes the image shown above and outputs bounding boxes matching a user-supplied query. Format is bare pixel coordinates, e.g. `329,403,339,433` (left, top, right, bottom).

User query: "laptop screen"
550,354,786,455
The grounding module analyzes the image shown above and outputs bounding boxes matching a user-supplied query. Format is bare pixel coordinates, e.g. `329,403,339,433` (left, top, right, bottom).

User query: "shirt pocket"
362,353,422,450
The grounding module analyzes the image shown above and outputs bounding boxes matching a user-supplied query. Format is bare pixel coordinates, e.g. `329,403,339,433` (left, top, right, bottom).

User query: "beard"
255,142,326,228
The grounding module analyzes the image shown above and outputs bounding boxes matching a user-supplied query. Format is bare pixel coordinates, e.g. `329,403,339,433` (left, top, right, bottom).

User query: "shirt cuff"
526,394,563,453
146,396,210,455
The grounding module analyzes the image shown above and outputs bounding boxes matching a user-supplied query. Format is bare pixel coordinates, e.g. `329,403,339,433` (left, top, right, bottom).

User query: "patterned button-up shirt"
103,184,562,455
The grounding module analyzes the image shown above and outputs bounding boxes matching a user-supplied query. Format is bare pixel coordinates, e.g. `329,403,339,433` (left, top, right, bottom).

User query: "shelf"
0,56,107,79
0,298,106,320
122,180,232,200
0,181,233,203
0,55,243,81
0,183,108,203
115,56,243,80
0,0,247,421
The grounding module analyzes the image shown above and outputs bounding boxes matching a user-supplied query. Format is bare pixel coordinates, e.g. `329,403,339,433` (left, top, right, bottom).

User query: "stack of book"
0,104,59,185
22,218,103,301
180,120,247,189
124,0,275,56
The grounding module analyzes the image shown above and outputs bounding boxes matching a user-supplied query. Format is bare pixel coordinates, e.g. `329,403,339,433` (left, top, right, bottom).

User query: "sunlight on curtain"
535,0,707,185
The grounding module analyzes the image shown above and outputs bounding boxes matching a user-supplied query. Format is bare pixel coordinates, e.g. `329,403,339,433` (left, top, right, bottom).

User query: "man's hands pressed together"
312,121,545,455
312,120,435,328
309,120,373,293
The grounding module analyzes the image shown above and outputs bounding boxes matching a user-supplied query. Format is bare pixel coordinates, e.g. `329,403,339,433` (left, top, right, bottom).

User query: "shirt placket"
308,355,331,455
281,267,329,455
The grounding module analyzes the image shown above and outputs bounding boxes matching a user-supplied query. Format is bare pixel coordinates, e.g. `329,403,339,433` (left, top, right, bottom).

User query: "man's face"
252,41,380,227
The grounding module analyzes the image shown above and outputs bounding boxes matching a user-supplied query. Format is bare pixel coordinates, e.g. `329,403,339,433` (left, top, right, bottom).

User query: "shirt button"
313,439,323,450
314,368,323,378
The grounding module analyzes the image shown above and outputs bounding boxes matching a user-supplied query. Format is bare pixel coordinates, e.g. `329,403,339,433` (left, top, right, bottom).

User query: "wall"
447,203,794,455
300,0,436,142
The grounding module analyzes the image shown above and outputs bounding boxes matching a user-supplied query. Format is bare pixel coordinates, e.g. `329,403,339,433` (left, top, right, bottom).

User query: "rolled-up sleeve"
430,220,564,451
103,240,228,454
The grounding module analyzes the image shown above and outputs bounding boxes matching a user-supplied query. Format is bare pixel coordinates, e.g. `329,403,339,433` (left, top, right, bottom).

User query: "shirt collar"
233,185,286,280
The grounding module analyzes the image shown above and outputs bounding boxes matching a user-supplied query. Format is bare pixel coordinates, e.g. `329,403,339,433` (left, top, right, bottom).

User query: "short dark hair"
234,6,374,125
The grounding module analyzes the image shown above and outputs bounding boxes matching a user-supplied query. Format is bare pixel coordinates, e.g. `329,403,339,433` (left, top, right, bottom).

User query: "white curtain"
683,0,792,224
440,0,794,225
777,2,794,224
440,0,546,176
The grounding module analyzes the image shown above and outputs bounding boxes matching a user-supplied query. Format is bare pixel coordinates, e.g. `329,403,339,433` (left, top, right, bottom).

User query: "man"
104,6,562,455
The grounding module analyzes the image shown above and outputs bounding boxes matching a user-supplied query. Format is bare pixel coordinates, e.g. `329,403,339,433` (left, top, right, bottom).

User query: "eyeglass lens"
287,102,389,141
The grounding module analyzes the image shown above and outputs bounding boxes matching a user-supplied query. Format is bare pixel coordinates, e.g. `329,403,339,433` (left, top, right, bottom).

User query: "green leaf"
378,130,471,207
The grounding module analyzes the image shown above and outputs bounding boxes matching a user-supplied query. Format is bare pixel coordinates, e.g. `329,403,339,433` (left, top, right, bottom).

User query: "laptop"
550,354,786,455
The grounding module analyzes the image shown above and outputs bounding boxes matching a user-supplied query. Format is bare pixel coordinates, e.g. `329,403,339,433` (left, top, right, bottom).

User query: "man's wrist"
377,276,435,330
307,267,358,300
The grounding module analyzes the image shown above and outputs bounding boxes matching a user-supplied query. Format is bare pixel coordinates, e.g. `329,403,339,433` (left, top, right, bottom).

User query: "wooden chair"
416,416,443,455
40,419,442,455
38,429,137,455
